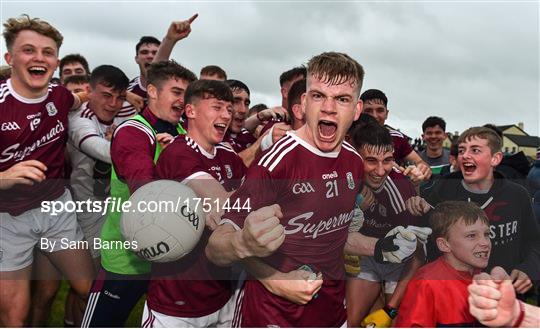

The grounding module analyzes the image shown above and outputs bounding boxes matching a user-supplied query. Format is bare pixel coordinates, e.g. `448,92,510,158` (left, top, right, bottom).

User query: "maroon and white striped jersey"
117,76,146,118
359,169,417,239
223,128,257,153
147,135,246,317
387,127,413,165
0,79,74,215
68,102,131,203
222,131,364,327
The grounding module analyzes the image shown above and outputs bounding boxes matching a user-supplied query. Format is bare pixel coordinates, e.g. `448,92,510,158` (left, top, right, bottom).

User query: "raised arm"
154,14,198,63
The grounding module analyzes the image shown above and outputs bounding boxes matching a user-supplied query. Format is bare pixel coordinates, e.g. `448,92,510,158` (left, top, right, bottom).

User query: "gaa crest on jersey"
346,172,355,190
46,102,58,116
225,165,233,179
378,204,387,217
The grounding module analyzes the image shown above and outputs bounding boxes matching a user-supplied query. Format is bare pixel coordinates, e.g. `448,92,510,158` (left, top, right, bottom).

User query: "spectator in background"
59,53,90,84
360,89,431,184
279,65,306,108
63,74,90,94
396,201,491,327
420,116,450,176
200,65,227,80
527,147,540,223
484,124,531,192
413,127,540,295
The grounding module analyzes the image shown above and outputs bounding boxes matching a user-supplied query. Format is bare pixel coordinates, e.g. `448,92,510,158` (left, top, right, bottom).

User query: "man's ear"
436,237,451,253
147,84,158,100
184,103,196,119
353,99,363,121
292,103,303,121
300,92,307,115
491,151,503,167
4,52,12,66
280,87,287,101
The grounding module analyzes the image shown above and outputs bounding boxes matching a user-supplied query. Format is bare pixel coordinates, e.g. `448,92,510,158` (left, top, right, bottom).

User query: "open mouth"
318,120,337,139
171,104,183,114
214,123,228,134
28,66,47,77
462,162,476,175
473,251,489,259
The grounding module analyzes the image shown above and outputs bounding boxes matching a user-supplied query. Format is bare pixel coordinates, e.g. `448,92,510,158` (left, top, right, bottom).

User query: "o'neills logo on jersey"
27,112,42,131
285,210,355,239
0,119,65,163
322,171,338,179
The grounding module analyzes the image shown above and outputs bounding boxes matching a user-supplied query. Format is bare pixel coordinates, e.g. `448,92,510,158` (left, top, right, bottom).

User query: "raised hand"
165,14,198,42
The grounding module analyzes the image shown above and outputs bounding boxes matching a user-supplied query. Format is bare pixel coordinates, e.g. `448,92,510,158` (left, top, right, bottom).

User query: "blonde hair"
307,52,364,95
3,14,63,51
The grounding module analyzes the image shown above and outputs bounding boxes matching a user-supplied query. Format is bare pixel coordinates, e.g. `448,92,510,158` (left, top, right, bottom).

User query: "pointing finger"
188,13,198,23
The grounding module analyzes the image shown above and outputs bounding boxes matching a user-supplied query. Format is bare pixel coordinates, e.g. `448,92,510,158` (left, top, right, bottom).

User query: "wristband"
260,126,275,152
512,300,525,328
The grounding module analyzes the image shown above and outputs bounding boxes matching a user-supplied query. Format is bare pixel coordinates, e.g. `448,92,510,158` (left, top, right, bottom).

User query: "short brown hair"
307,52,364,96
3,14,63,51
147,60,197,90
200,65,227,80
457,126,502,154
429,201,489,240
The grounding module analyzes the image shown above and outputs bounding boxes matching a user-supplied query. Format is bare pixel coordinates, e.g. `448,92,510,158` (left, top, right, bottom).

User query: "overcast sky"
2,0,538,139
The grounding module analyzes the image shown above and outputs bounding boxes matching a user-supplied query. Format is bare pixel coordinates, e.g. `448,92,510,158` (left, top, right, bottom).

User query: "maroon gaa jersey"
359,169,418,239
222,131,363,327
118,76,147,117
147,135,246,317
0,79,74,215
223,128,257,153
387,127,414,165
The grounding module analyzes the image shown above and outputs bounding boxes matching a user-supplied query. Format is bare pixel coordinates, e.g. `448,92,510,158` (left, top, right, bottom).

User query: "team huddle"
1,13,539,328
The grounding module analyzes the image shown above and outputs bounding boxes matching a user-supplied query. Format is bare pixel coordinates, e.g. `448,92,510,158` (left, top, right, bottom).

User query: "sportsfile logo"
1,121,20,131
292,182,315,195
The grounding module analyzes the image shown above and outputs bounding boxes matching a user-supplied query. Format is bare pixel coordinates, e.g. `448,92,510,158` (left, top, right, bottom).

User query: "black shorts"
81,267,149,327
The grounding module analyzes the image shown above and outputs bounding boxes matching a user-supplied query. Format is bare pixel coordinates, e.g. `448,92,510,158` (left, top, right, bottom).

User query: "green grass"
46,280,145,327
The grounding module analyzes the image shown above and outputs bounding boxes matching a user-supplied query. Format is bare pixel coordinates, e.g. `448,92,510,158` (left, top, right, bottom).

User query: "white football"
120,180,205,263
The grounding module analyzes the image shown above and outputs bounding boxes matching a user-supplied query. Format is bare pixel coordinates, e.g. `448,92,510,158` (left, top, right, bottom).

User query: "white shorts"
356,256,406,294
0,189,84,272
76,209,106,258
141,296,234,328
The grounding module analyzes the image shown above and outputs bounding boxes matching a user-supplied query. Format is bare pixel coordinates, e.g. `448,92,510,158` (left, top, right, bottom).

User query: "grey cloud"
2,1,537,138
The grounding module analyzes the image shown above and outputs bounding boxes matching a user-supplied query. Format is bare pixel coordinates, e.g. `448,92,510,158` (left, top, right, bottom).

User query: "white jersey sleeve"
68,111,111,163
